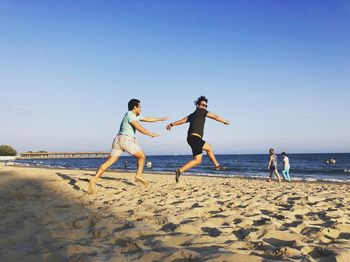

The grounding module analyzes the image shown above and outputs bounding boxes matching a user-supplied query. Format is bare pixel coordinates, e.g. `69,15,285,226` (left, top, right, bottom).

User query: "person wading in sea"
166,96,230,182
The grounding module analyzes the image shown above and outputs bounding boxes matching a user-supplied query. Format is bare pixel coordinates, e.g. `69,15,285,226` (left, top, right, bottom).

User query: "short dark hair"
194,96,208,106
281,152,287,156
128,99,140,111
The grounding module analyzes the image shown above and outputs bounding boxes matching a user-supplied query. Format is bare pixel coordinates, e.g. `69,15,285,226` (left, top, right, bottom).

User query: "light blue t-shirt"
118,111,143,137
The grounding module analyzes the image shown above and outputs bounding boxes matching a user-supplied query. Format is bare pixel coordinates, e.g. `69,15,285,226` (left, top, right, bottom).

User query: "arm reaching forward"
207,112,230,125
130,121,160,138
166,117,188,131
141,116,169,123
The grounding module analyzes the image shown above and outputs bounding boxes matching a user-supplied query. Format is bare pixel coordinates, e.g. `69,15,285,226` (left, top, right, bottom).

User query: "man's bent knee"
204,148,212,154
133,151,145,160
203,143,213,152
193,155,203,164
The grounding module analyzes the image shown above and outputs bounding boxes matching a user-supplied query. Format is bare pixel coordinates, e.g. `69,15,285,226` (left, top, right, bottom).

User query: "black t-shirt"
187,108,209,137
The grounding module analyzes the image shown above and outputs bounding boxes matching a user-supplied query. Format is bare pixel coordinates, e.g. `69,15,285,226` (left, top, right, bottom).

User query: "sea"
14,153,350,183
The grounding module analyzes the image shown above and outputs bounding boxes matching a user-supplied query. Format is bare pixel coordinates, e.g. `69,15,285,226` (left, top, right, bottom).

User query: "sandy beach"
1,165,350,261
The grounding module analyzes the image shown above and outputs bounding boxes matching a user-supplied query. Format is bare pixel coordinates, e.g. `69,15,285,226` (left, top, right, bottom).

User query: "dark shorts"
269,165,276,172
187,135,206,156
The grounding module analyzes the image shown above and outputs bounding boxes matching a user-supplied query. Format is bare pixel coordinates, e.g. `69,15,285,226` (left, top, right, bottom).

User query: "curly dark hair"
194,96,208,106
128,99,140,110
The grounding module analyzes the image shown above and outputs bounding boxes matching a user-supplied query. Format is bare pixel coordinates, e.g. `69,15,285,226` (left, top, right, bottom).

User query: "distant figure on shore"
88,99,169,194
267,148,281,182
326,159,336,164
124,161,128,169
166,96,230,183
281,152,291,182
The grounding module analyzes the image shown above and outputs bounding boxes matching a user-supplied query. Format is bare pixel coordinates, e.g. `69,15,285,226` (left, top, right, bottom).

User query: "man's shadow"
56,172,136,193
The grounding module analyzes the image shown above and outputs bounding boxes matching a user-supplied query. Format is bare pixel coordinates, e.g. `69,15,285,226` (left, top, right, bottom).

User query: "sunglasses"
200,103,208,108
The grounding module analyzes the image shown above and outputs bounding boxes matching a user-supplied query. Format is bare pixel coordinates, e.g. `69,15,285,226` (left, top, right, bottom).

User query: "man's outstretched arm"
207,112,230,125
166,117,188,131
141,116,169,123
131,121,160,138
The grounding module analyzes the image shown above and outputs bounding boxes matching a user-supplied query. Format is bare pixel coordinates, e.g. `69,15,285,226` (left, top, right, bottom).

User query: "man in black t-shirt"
166,96,230,182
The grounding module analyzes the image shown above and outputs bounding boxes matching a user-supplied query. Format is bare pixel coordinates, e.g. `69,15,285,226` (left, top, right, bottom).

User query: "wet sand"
1,165,350,261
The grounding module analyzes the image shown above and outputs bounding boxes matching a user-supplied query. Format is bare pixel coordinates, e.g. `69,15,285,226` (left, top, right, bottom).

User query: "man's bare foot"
135,176,150,186
88,178,97,194
175,168,181,183
266,178,271,182
215,165,224,171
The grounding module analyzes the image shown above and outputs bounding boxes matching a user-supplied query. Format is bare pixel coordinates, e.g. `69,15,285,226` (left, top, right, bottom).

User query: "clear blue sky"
1,0,349,155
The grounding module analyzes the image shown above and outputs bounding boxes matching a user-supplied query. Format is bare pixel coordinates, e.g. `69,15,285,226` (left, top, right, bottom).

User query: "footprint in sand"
201,227,222,237
72,216,90,229
191,203,203,208
160,223,178,232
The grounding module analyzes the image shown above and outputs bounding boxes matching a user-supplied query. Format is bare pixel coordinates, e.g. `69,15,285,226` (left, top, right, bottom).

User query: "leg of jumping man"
175,154,203,183
88,155,120,194
203,142,222,170
133,150,149,186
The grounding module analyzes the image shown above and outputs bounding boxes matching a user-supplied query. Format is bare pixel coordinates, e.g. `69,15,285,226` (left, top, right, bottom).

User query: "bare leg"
267,171,273,182
202,142,220,169
274,170,282,182
179,154,203,174
133,151,149,186
174,154,203,183
88,155,119,194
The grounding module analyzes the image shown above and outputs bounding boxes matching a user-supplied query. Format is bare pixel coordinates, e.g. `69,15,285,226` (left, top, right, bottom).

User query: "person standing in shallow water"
166,96,230,183
267,148,281,182
88,99,168,194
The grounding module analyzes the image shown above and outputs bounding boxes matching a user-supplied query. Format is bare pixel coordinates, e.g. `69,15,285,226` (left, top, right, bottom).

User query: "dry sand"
1,165,350,261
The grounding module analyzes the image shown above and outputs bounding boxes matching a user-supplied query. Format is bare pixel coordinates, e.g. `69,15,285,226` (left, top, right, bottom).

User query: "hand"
224,120,230,125
160,117,170,121
150,133,160,138
166,124,172,131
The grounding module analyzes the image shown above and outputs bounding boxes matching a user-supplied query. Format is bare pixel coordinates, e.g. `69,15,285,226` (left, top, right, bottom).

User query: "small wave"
14,162,31,167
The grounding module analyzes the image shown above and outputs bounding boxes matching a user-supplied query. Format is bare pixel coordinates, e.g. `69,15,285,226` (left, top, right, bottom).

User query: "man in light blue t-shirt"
88,99,169,194
118,111,143,137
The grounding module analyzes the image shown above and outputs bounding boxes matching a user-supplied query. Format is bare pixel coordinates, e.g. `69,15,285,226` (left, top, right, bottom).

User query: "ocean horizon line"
16,151,350,156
